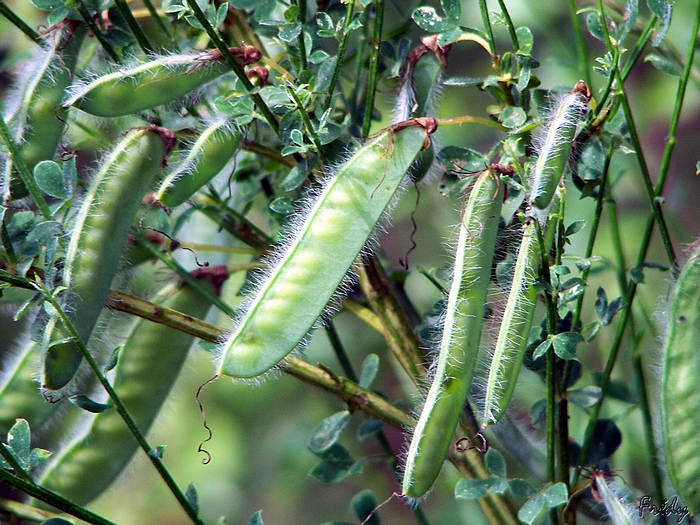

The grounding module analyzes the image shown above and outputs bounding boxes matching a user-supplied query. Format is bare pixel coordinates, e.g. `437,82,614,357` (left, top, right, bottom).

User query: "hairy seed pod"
41,127,174,394
661,243,700,514
64,46,261,118
402,168,503,499
528,81,589,210
38,268,221,505
217,118,437,379
480,192,562,428
3,22,85,200
156,118,243,208
591,471,643,525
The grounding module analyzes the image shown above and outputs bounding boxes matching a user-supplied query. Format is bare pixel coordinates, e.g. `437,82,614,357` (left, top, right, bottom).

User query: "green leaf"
412,0,461,33
7,419,31,465
532,339,552,361
279,22,302,43
308,411,350,454
357,418,384,440
308,443,363,484
351,490,379,525
247,511,264,525
438,146,489,173
454,477,498,500
499,106,527,128
68,395,112,414
565,220,586,237
21,221,62,258
269,197,296,215
280,163,311,192
518,483,568,524
358,354,379,389
516,26,533,54
568,386,602,408
34,161,74,200
542,482,569,508
586,12,605,41
29,447,51,469
644,52,682,76
507,478,537,499
104,345,122,372
485,447,506,478
647,0,673,45
186,483,199,516
552,332,583,360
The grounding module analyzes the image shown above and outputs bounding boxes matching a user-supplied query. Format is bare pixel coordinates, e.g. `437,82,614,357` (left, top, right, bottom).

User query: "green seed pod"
402,168,503,499
661,244,700,514
38,268,222,505
217,118,437,379
0,341,53,435
479,189,562,428
156,118,243,208
528,81,590,210
64,46,261,118
2,22,85,200
41,127,174,394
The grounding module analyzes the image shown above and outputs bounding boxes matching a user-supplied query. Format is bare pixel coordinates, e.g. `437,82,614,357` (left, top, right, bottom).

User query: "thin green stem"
0,443,34,484
134,232,236,317
142,0,173,43
0,1,39,43
596,0,676,270
292,0,308,72
183,0,279,133
324,322,357,382
361,0,384,137
285,83,324,156
567,0,591,87
0,115,52,220
620,16,656,80
36,283,203,525
654,0,700,275
324,0,356,112
113,0,154,54
496,0,519,51
436,115,508,132
0,468,115,525
478,0,496,55
76,2,119,62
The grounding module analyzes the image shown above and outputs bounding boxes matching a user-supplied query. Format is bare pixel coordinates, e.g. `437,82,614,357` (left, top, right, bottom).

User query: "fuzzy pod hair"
64,45,261,118
528,81,590,210
660,242,700,515
217,119,437,379
41,127,175,395
591,471,644,525
401,168,504,499
478,193,562,428
156,117,243,208
2,22,85,201
37,268,222,506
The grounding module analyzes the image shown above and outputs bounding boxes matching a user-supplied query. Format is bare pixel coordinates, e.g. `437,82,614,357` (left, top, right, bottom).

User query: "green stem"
0,443,34,484
292,0,308,72
436,115,509,132
478,0,496,55
496,0,519,51
113,0,154,54
0,468,115,525
596,0,676,270
285,83,324,155
142,0,173,43
567,0,591,87
36,283,203,525
76,2,119,62
324,0,356,112
134,232,236,317
361,0,384,137
0,115,52,220
183,0,279,133
0,1,39,43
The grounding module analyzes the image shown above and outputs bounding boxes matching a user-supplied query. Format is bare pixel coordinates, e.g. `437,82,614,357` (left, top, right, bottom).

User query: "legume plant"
0,1,698,524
